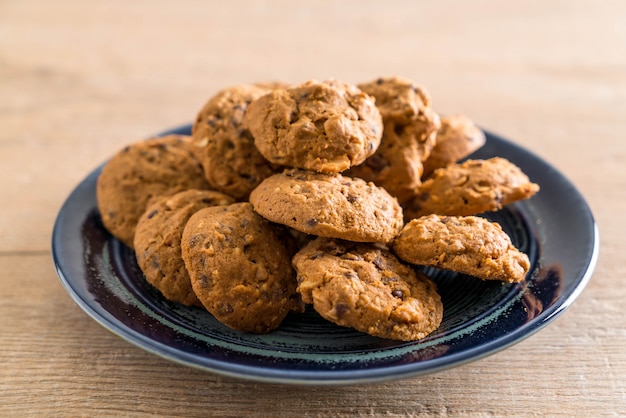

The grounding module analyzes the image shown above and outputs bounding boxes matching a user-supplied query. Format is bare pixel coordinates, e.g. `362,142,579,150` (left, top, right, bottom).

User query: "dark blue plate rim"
51,126,599,384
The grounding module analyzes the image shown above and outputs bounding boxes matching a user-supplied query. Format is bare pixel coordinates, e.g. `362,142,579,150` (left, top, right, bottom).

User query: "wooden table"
2,1,624,415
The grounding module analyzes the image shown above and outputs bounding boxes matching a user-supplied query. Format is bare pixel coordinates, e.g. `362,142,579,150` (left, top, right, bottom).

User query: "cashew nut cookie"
191,84,281,200
392,214,531,283
422,114,486,177
133,190,235,307
249,169,404,243
403,157,540,221
349,76,441,203
96,135,211,248
181,202,303,334
243,79,383,173
292,237,443,341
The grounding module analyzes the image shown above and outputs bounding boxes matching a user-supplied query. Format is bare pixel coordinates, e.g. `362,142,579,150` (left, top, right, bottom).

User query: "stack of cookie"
96,77,539,341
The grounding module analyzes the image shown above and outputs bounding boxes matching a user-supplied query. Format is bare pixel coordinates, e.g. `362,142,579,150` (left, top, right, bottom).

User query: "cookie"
293,237,443,341
249,169,403,243
96,135,211,248
349,76,441,203
357,76,435,125
244,79,383,173
191,84,279,200
392,214,531,283
133,189,235,307
347,120,433,204
422,114,486,177
181,202,302,333
403,157,540,220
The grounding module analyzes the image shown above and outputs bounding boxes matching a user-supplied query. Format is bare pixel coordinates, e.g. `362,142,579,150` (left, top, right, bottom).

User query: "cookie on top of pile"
96,77,539,341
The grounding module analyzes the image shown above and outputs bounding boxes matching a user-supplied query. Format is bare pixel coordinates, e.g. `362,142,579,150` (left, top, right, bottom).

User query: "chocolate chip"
365,154,389,171
376,78,384,85
206,118,218,127
218,302,234,314
198,274,211,288
306,218,319,227
308,251,323,260
334,303,349,318
392,290,404,299
146,209,158,219
188,234,202,248
393,124,405,136
346,194,358,204
373,256,385,270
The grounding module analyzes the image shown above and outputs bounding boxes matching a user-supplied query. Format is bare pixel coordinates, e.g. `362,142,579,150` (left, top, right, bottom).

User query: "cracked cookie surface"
422,114,486,177
181,202,302,333
292,237,443,341
249,169,403,243
244,79,383,173
403,157,540,220
134,189,235,307
96,135,211,248
349,76,440,203
191,84,280,200
392,214,531,283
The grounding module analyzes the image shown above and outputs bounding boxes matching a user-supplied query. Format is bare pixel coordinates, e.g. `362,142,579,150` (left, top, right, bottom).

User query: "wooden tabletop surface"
2,0,625,416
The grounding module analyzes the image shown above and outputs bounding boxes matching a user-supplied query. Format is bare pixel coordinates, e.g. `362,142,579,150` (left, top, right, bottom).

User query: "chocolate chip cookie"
293,237,443,341
403,157,540,220
249,169,404,243
244,79,383,173
181,202,302,333
191,84,279,200
349,76,441,203
133,189,235,306
422,114,486,177
392,214,531,283
96,135,211,248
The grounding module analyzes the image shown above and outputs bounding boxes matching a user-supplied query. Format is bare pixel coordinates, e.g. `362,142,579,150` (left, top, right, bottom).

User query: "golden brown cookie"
244,79,383,173
191,84,279,200
293,237,443,341
181,202,302,334
249,169,404,243
403,157,540,221
392,214,531,283
357,76,435,125
96,135,211,248
422,114,486,177
349,76,441,203
133,189,235,307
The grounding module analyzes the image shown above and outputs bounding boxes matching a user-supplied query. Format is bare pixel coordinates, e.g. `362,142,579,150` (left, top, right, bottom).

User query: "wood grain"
1,0,625,415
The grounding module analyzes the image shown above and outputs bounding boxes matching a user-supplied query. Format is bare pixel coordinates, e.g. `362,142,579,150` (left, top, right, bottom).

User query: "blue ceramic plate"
52,125,598,385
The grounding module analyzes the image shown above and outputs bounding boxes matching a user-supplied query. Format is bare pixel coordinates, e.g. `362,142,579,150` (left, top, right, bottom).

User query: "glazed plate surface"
52,126,598,384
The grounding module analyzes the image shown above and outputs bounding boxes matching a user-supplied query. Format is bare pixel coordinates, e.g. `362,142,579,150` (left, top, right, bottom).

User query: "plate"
52,125,599,385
